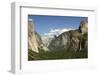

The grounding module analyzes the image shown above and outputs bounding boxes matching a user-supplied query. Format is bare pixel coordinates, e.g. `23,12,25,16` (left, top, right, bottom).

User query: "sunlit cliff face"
28,20,39,53
79,21,88,34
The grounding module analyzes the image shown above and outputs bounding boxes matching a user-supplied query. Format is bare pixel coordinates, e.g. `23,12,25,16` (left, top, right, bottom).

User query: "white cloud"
44,28,74,38
28,18,33,22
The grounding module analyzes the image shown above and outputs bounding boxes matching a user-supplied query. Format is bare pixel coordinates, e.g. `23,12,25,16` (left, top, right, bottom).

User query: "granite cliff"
48,20,88,52
28,19,43,53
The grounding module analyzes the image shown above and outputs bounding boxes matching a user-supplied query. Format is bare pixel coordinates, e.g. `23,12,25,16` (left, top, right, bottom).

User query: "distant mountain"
48,20,88,52
41,36,53,47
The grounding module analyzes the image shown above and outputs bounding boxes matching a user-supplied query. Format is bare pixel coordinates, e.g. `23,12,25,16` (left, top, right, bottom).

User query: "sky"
28,15,88,38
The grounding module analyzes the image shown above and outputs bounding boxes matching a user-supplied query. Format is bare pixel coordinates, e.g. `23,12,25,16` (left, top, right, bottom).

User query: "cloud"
28,18,33,22
44,32,55,38
44,28,74,38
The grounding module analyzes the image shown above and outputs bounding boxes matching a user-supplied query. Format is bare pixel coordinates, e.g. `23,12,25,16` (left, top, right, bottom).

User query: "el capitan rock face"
28,19,43,53
48,20,88,52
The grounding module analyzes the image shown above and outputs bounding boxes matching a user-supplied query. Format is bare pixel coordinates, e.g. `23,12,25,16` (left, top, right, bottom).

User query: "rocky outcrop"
28,19,43,53
48,20,88,52
79,20,88,34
